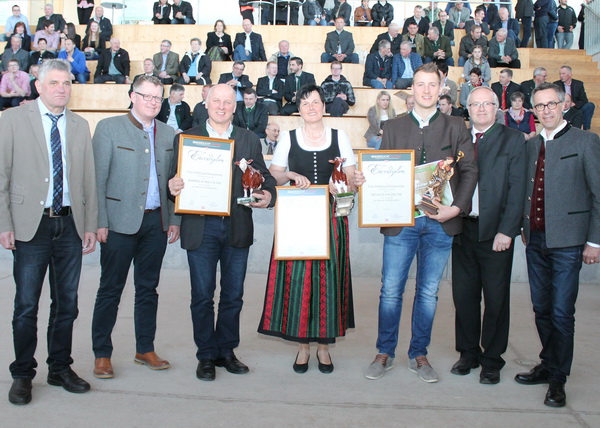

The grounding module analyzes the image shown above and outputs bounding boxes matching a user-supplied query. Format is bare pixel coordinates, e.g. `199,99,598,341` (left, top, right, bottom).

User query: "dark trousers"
11,214,83,378
187,216,249,360
91,211,168,357
325,97,350,117
534,15,548,48
94,74,126,84
159,77,174,85
0,96,25,109
152,17,171,24
280,102,299,115
488,58,522,68
520,17,533,47
78,7,93,25
261,100,280,115
451,218,513,369
526,231,583,384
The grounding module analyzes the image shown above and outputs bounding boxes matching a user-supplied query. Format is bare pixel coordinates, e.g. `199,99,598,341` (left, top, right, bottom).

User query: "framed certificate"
175,135,234,216
274,186,330,260
358,150,415,227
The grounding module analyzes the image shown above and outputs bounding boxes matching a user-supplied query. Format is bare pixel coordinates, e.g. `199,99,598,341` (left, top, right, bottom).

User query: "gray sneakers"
365,354,395,380
408,355,439,383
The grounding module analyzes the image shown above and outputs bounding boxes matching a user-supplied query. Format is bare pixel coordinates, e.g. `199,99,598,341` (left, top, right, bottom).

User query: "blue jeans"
320,52,359,63
367,135,382,149
171,18,194,24
376,216,453,359
233,44,254,61
458,56,467,66
580,102,595,130
555,32,574,49
547,21,559,48
10,214,83,378
526,231,583,384
370,79,393,89
187,216,250,360
74,71,90,83
307,19,328,26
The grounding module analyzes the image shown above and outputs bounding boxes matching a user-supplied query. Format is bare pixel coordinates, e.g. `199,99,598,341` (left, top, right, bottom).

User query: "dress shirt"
33,30,60,51
468,124,494,216
245,32,252,53
411,109,437,128
401,56,414,79
161,53,168,71
0,70,30,96
131,110,161,210
563,82,571,96
108,51,121,75
167,102,180,130
5,14,30,33
207,120,234,139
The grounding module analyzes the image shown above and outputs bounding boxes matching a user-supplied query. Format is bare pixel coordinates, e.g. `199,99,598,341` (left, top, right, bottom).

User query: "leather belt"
144,208,160,213
466,216,479,223
43,206,72,217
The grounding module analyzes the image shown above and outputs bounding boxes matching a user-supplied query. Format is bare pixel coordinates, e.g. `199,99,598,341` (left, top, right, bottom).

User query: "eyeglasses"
533,101,560,112
468,101,497,109
135,92,163,103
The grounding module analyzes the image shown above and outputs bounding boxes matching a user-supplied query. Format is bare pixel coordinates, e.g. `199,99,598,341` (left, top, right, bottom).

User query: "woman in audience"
152,0,172,24
354,0,373,26
29,38,56,69
206,19,233,61
505,91,536,140
462,45,491,83
81,20,106,60
5,21,31,51
365,90,395,149
62,22,81,49
460,67,488,108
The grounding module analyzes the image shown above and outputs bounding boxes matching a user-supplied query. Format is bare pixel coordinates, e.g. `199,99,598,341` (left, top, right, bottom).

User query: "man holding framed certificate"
168,84,276,382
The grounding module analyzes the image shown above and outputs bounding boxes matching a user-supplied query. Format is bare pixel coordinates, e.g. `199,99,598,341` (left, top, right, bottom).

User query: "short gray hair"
533,66,547,77
378,39,391,50
400,41,412,50
466,86,499,109
531,82,565,107
496,28,508,37
38,59,71,83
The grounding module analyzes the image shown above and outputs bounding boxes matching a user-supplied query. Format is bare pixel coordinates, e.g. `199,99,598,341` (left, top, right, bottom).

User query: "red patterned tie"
502,86,508,110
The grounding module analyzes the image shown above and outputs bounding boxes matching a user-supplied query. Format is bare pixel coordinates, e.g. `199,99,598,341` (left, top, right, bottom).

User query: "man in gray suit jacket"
515,82,600,408
320,17,359,64
0,59,98,405
91,75,181,380
153,40,180,85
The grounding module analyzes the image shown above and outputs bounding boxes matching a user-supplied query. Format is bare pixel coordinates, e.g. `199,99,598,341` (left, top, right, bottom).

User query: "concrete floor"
0,264,599,428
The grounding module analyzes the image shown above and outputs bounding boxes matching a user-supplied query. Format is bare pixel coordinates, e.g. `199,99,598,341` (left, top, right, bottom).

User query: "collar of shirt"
169,102,182,108
265,138,277,145
37,97,66,118
131,110,155,133
411,109,437,128
471,123,494,141
206,120,233,139
540,120,568,142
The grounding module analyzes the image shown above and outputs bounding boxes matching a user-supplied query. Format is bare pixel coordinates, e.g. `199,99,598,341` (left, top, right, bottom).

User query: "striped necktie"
47,113,64,213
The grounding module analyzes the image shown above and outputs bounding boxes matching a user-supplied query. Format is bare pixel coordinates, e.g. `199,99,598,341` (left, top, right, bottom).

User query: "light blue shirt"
108,52,121,76
498,41,506,58
131,111,161,210
161,53,168,71
167,102,180,131
5,14,30,34
401,56,413,79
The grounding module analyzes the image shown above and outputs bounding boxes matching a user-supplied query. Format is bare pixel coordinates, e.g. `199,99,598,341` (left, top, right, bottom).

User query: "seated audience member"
354,0,373,26
555,65,595,130
153,40,179,84
449,2,471,29
152,0,172,24
364,40,393,89
233,19,267,62
493,6,520,44
562,93,584,129
5,21,31,52
438,62,458,104
82,21,107,60
134,58,159,83
480,1,500,28
392,41,424,89
157,83,192,134
556,0,577,49
1,35,29,72
488,29,521,68
58,38,89,83
370,23,401,54
463,45,491,82
192,84,211,127
257,62,285,115
218,61,253,101
458,25,488,66
397,94,416,117
206,19,233,61
492,69,522,111
402,22,426,58
281,57,316,115
93,38,131,84
62,23,81,50
520,66,547,109
0,59,30,109
424,27,454,66
424,2,443,23
36,4,66,33
460,67,488,108
321,61,356,117
233,88,268,139
33,20,60,52
505,91,536,140
433,10,456,44
402,5,430,35
171,0,195,24
464,7,490,35
262,122,280,155
4,5,30,40
29,39,57,68
178,38,211,85
321,17,359,64
371,0,394,27
268,40,295,80
25,64,41,102
365,90,395,149
87,6,112,39
304,0,328,25
328,0,352,26
438,94,464,117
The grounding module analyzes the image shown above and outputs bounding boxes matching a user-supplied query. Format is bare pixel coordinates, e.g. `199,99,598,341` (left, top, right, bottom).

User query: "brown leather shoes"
94,358,114,379
134,352,171,370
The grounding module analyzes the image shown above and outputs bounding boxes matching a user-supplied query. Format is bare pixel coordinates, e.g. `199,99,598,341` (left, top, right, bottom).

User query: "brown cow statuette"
329,157,355,217
235,158,265,206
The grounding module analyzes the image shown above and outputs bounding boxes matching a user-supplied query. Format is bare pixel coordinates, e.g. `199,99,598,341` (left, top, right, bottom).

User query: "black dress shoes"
479,367,501,385
293,352,309,374
316,351,334,374
47,368,90,393
544,381,566,408
515,363,550,385
215,354,249,374
8,378,32,405
451,357,479,375
196,359,216,381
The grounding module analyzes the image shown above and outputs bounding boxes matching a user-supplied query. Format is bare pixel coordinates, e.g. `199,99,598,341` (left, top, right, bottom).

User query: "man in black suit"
402,5,430,35
167,84,276,382
562,93,583,129
35,3,66,33
451,86,527,385
157,83,193,134
555,65,595,130
234,88,268,139
520,66,547,109
93,38,131,84
438,94,464,117
218,61,253,102
86,6,112,40
369,23,401,55
192,84,211,128
256,62,284,115
492,7,520,44
171,0,195,24
280,57,316,116
492,69,522,111
233,19,267,62
433,10,456,44
480,2,500,28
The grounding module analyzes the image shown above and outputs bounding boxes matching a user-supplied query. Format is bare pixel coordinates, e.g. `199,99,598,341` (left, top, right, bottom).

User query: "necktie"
296,76,300,91
47,113,64,213
502,86,508,110
267,142,274,155
474,132,484,160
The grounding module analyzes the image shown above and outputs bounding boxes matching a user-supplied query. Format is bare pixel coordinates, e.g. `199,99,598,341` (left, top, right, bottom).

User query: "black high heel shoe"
316,351,334,374
293,352,309,373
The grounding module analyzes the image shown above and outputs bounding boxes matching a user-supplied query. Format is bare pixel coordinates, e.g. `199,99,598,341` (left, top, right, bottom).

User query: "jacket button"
525,215,529,219
40,201,44,205
527,197,531,200
145,149,149,153
44,178,49,182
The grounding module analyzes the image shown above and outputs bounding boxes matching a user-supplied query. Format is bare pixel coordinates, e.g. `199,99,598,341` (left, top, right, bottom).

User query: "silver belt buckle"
49,207,61,218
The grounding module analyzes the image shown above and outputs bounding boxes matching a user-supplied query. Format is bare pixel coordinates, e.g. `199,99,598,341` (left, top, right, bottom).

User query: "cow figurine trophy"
329,157,355,217
235,158,265,206
417,151,464,214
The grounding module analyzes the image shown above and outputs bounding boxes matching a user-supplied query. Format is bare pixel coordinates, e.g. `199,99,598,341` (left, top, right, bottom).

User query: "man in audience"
218,61,253,102
488,29,521,68
257,62,284,115
0,59,30,109
35,4,66,33
281,57,316,116
449,2,471,29
4,5,29,40
534,0,550,48
1,35,29,72
233,19,267,62
354,0,373,26
438,94,463,116
438,62,458,105
303,0,328,25
371,0,395,27
157,83,192,134
87,6,112,40
465,7,491,35
364,40,394,89
321,17,359,64
178,38,211,85
192,84,211,128
262,122,280,155
520,66,548,109
459,25,488,66
402,22,426,58
479,2,500,28
492,69,522,111
33,21,60,52
321,61,356,117
424,27,454,66
370,23,402,55
493,6,520,44
153,40,180,85
29,39,56,68
433,10,456,44
562,93,584,129
93,38,131,84
554,65,595,130
397,94,416,117
328,0,352,26
171,0,195,24
268,40,295,80
403,5,430,35
556,0,577,49
134,59,159,83
58,38,89,84
25,64,41,102
392,41,423,89
233,88,268,139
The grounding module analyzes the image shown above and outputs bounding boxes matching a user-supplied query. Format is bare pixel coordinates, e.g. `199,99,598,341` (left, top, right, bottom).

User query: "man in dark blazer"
402,5,430,35
153,40,180,85
218,61,253,102
433,10,456,43
93,38,131,84
480,2,500,28
280,57,316,115
364,40,393,89
157,83,193,133
233,19,267,62
370,23,402,55
168,84,276,382
562,93,583,129
35,4,66,33
424,27,454,66
0,59,98,405
451,86,526,385
192,84,211,128
516,82,600,408
458,25,489,66
320,17,359,64
256,61,285,115
555,65,595,130
520,66,548,109
233,88,268,138
492,6,520,44
488,29,521,68
491,69,522,111
171,0,195,24
86,6,113,39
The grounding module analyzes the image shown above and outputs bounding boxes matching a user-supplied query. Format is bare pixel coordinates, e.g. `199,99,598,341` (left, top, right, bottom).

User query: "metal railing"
583,0,600,56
